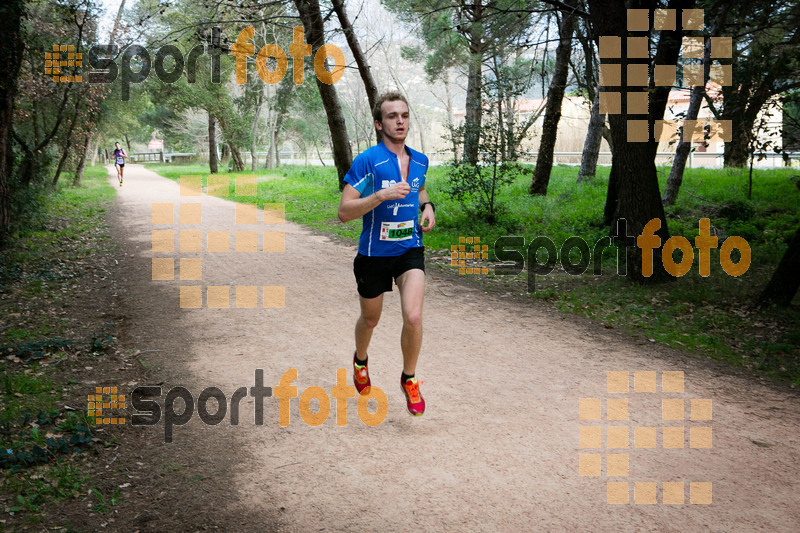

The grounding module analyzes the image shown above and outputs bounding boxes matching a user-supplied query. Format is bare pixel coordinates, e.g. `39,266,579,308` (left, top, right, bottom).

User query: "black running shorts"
353,246,425,299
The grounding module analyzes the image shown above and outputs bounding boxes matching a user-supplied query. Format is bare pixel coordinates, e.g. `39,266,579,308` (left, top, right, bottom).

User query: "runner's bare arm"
338,182,410,223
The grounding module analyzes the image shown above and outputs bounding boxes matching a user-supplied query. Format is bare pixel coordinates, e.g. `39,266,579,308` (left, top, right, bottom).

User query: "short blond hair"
373,91,408,122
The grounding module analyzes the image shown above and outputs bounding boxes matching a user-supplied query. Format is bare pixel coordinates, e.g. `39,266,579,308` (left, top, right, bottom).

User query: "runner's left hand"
420,207,435,232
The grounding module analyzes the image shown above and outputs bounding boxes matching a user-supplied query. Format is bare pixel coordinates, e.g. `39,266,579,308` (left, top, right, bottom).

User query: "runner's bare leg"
355,293,384,360
396,268,425,375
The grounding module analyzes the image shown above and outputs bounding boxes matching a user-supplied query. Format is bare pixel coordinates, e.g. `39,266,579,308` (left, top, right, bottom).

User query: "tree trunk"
663,70,709,204
724,132,750,167
215,115,244,171
603,164,617,225
330,0,380,144
461,0,485,165
597,0,689,240
274,111,285,167
17,151,36,189
663,7,729,204
0,0,25,247
108,0,127,54
294,0,353,190
462,42,483,164
12,65,75,189
124,134,131,153
73,131,92,187
496,67,506,161
208,112,218,174
250,142,258,171
230,144,245,171
272,79,293,166
52,98,83,189
530,0,578,195
606,115,672,281
315,143,326,166
265,108,277,169
52,150,70,189
503,90,514,161
91,138,99,166
720,37,781,169
589,0,686,282
758,226,800,306
601,124,613,152
722,93,765,168
646,1,688,162
663,138,693,205
250,91,262,171
578,91,605,183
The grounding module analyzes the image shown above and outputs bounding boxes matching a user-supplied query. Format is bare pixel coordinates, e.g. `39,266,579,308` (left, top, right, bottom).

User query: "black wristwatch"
420,201,435,213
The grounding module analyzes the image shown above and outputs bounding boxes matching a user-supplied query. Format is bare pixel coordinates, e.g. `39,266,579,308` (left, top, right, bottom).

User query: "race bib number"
380,220,414,241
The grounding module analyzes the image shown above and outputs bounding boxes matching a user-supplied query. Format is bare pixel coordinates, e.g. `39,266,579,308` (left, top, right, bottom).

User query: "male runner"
113,142,127,186
337,92,435,416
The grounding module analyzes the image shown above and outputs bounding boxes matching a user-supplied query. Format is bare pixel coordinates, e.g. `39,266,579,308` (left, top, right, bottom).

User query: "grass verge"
1,165,122,526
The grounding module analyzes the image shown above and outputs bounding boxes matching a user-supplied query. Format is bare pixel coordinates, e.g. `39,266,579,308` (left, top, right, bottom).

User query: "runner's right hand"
379,181,410,201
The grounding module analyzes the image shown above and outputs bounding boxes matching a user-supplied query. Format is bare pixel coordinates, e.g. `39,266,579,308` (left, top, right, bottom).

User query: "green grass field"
146,161,800,384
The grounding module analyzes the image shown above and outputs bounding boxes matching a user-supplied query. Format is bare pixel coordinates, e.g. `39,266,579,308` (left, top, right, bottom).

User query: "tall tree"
601,0,690,222
530,0,579,195
208,111,218,174
713,0,800,167
461,0,487,165
72,130,92,186
589,0,692,281
573,11,607,183
331,0,381,144
0,0,25,247
294,0,353,190
661,6,728,205
12,0,94,189
578,92,606,183
51,95,84,188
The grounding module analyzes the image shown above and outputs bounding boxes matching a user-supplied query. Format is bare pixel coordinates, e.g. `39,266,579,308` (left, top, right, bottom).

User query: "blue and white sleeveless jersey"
344,142,429,257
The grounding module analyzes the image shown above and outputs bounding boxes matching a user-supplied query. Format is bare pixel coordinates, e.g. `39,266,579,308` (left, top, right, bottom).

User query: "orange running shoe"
353,351,370,394
401,376,425,416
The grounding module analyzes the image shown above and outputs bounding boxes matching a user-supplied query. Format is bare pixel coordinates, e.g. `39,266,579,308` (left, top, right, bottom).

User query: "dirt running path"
111,164,800,532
